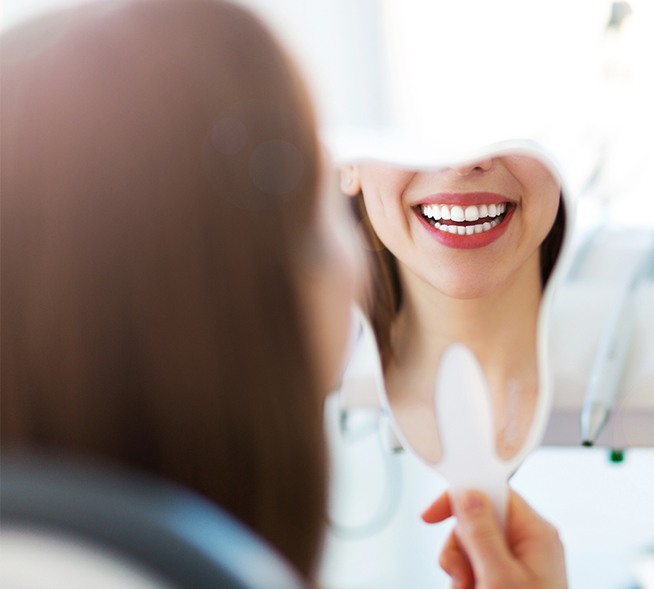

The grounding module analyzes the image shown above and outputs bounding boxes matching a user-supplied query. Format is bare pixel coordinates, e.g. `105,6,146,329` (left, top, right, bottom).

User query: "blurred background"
3,1,653,587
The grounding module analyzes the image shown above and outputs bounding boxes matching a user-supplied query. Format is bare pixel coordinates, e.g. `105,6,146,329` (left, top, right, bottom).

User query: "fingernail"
458,490,484,515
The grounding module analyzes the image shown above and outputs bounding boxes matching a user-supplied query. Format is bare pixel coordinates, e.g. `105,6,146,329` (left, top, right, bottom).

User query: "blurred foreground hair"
1,0,326,578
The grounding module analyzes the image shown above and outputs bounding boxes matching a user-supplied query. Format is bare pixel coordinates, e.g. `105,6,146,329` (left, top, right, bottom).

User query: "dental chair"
0,455,306,589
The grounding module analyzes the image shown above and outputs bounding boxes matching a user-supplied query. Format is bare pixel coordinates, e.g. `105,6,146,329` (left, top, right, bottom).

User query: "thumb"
453,490,515,582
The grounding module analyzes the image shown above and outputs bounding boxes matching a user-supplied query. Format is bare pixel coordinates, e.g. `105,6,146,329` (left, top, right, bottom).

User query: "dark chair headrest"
1,454,306,589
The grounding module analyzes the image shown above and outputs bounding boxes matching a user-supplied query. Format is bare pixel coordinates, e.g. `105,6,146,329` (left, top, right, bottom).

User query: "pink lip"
413,191,514,207
413,193,516,250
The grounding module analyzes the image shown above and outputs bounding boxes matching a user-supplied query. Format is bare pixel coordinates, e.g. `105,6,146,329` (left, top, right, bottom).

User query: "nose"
450,159,493,176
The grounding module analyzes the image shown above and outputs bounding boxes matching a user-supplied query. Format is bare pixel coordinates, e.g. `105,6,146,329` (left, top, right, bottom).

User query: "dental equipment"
580,241,654,446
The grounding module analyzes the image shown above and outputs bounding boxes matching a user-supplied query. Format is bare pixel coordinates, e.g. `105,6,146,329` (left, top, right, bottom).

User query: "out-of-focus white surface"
633,552,654,589
0,528,175,589
1,0,96,30
513,447,654,589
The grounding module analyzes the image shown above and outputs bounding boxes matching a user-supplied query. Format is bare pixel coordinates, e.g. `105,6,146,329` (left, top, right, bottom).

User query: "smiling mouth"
417,202,514,236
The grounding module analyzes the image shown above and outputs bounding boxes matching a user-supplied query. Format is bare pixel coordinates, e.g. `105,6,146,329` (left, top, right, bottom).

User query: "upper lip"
411,192,516,207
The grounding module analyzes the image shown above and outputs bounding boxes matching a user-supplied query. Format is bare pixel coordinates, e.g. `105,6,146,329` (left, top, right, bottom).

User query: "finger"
506,490,566,568
421,492,452,523
451,578,473,589
439,530,474,588
506,489,551,542
505,490,535,547
453,489,515,582
509,489,542,521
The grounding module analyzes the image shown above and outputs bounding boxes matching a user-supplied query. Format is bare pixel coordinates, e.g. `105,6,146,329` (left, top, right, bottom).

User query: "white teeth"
421,202,508,221
432,217,502,235
464,205,480,222
422,205,441,221
429,205,441,220
450,206,465,222
421,201,509,238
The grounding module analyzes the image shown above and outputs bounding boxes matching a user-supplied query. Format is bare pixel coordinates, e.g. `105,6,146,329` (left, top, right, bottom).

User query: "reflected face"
348,156,560,299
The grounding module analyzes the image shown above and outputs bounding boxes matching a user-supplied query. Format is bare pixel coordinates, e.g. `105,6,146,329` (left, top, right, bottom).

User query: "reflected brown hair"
1,0,326,579
351,190,567,367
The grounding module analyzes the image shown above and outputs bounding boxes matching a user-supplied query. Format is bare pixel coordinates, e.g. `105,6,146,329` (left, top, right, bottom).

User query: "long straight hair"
1,0,327,578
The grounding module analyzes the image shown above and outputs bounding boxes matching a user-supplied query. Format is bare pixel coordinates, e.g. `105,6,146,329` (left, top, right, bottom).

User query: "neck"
388,253,542,400
383,253,543,462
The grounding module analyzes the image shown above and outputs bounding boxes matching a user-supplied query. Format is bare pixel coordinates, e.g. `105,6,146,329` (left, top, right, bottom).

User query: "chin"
443,286,497,301
428,274,502,301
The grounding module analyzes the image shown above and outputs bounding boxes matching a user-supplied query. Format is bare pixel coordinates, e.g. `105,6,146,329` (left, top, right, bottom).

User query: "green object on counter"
609,448,625,463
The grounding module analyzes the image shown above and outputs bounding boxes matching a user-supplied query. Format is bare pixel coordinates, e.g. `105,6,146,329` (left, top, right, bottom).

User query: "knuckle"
468,519,499,545
438,545,458,573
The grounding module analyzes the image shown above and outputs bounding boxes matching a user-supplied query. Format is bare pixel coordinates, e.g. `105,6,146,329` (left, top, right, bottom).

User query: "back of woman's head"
1,0,326,577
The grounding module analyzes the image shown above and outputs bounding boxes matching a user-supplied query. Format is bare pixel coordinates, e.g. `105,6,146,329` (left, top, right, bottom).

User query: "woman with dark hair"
1,1,567,587
0,0,357,577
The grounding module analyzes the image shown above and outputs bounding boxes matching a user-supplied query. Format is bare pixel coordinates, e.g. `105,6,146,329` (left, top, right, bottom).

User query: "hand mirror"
338,140,573,524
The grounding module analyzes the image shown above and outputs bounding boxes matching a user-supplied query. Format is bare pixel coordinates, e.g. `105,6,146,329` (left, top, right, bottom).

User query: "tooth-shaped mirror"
337,140,573,517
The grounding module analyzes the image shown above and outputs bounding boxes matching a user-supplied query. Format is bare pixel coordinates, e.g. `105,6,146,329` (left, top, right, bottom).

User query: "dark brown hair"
1,0,326,579
351,189,567,366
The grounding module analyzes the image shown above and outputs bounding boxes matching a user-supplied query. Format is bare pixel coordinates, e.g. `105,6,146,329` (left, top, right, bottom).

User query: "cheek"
514,160,560,241
530,190,561,248
360,190,409,258
359,169,413,238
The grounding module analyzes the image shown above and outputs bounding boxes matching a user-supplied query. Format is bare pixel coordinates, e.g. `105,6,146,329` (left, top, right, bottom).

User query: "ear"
339,165,361,196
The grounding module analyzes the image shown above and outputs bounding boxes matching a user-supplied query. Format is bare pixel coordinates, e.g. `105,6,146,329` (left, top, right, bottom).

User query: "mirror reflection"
340,150,567,464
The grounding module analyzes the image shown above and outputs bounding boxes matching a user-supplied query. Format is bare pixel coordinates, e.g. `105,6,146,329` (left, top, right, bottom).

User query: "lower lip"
415,206,515,250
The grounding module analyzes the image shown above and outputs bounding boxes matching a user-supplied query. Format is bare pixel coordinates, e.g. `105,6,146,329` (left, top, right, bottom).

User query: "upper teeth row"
421,202,507,222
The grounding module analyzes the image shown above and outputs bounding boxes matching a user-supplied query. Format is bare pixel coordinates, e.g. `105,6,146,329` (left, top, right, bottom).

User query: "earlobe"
339,165,361,196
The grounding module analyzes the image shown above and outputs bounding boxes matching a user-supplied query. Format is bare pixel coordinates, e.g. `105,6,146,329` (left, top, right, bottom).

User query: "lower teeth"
431,214,503,235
